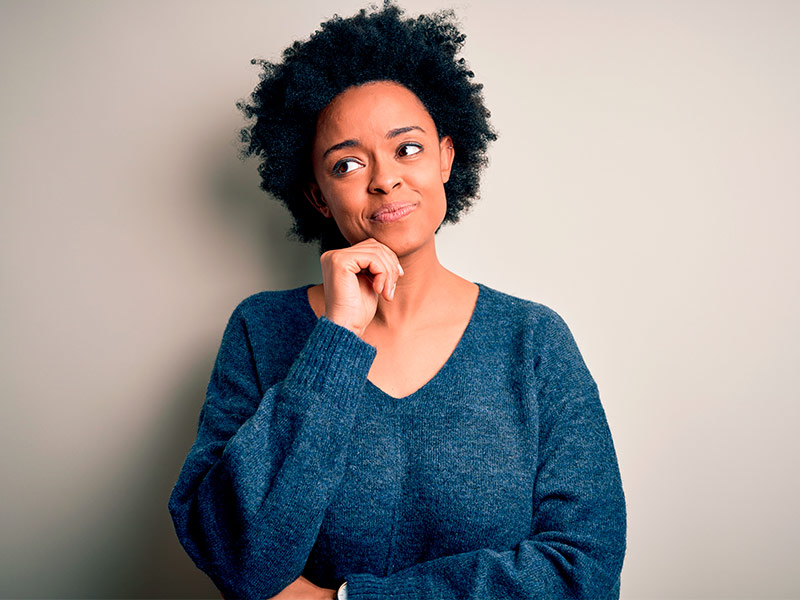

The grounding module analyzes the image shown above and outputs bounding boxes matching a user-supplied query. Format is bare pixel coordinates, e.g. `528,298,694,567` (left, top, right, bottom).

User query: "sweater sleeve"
342,311,627,600
168,305,376,600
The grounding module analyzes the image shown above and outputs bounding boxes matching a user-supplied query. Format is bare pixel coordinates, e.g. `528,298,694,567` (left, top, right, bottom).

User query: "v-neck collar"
299,283,485,402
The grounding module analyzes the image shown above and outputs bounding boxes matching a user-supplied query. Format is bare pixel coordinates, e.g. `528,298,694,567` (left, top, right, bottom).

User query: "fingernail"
398,263,404,276
390,282,397,299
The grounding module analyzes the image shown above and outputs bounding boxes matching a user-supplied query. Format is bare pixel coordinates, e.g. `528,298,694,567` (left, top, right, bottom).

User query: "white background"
1,1,798,597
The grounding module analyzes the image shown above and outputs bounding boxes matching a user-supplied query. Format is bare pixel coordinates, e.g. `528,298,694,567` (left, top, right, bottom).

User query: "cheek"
418,169,449,218
319,177,355,210
319,185,369,242
327,190,362,221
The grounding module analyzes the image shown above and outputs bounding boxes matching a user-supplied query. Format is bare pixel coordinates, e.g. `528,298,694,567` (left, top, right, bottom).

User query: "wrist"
324,312,366,338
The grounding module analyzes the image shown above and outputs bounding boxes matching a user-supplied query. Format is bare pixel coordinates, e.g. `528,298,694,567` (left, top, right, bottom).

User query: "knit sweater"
169,283,626,599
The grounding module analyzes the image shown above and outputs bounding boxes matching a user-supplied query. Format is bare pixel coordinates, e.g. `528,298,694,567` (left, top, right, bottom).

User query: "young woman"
169,5,626,599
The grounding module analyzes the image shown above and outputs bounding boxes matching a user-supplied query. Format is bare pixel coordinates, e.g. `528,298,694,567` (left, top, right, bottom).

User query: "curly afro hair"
237,1,496,252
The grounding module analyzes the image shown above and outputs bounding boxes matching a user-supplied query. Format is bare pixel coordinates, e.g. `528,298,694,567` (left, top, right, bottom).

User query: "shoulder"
225,285,314,330
476,283,574,343
214,285,318,387
233,285,313,319
475,283,591,381
475,283,599,416
219,285,316,350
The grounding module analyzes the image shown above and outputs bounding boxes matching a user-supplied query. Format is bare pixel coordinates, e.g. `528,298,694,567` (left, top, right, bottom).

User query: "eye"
397,143,423,158
332,158,363,176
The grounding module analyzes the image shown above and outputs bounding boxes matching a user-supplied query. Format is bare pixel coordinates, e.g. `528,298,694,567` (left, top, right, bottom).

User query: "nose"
368,157,401,195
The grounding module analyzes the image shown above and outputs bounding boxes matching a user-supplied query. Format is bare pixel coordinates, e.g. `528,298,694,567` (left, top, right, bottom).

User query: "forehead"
314,81,436,144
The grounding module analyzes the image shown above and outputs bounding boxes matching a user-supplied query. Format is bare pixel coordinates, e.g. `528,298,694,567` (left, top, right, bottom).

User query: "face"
308,81,454,256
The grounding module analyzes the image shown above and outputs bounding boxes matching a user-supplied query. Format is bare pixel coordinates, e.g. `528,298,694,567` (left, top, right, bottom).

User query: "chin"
383,231,436,258
339,217,441,256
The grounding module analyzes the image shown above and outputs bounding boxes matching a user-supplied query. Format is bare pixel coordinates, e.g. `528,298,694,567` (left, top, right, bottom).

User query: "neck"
372,240,455,328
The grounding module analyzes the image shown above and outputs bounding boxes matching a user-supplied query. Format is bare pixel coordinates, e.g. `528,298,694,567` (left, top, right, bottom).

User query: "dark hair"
237,1,496,252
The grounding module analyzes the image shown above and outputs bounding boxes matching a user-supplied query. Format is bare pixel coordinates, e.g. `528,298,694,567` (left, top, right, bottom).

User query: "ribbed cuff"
345,573,420,600
283,317,376,400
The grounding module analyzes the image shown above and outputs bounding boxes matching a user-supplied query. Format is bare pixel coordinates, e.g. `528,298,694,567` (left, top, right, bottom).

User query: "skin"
269,81,479,600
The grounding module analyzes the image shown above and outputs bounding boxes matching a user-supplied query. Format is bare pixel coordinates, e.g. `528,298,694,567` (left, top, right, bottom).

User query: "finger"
334,250,387,301
334,247,384,278
375,253,399,300
343,240,402,298
358,238,399,266
359,248,394,283
373,242,403,283
372,247,402,301
372,271,387,295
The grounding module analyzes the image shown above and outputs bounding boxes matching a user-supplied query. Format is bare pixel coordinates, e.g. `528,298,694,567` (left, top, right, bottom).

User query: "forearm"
170,317,377,598
342,524,624,600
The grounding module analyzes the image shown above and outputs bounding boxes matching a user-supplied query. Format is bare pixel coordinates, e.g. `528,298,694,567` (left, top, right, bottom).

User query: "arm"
169,307,376,600
170,239,402,599
341,312,627,600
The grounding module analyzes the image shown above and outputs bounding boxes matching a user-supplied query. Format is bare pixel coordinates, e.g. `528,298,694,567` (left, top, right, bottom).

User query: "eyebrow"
387,125,425,138
321,126,426,159
322,139,359,159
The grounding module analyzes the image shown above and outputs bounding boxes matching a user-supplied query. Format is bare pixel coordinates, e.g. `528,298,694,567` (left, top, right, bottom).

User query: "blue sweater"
169,283,626,599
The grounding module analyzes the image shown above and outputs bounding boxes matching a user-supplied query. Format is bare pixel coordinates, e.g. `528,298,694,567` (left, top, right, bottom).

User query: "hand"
267,575,337,600
320,238,404,337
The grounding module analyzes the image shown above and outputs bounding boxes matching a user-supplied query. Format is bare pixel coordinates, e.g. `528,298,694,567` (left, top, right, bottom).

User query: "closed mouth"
370,202,417,223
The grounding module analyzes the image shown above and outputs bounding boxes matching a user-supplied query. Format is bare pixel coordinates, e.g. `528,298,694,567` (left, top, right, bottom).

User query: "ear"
304,181,332,218
439,136,455,184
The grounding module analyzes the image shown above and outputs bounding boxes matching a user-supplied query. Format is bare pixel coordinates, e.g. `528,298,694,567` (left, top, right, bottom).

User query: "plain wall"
1,0,798,597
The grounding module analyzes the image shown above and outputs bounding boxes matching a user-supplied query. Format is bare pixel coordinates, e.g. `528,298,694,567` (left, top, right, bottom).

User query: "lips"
370,202,417,223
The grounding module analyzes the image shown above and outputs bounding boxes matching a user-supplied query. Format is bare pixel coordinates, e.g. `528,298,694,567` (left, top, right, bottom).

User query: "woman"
169,4,626,599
